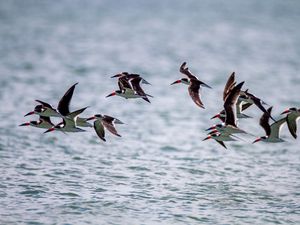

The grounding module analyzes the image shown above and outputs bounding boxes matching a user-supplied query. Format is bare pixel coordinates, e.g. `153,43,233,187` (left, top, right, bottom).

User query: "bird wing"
286,113,300,139
259,106,272,136
94,119,106,141
101,117,121,137
223,72,236,101
57,83,78,116
130,77,151,102
245,91,276,122
67,107,88,119
39,116,54,126
241,102,253,111
215,140,227,149
224,81,244,127
188,79,204,108
130,77,145,95
269,117,286,139
179,62,197,80
118,76,132,91
35,100,55,109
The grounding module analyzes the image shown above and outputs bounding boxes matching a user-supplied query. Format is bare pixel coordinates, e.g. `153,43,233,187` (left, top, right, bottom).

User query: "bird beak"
106,92,116,98
202,136,211,141
170,80,181,85
44,127,55,133
281,109,290,115
210,114,220,119
205,125,216,131
86,116,96,121
19,122,30,126
110,74,121,78
207,129,218,135
24,111,34,117
252,138,261,144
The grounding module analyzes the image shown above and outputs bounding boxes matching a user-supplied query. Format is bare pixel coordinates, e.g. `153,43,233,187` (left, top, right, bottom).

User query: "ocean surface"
1,0,300,224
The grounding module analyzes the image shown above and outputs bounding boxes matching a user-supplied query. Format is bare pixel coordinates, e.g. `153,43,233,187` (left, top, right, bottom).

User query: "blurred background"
0,0,300,224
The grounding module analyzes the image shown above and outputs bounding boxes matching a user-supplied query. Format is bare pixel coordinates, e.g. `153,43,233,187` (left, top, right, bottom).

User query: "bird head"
281,107,297,115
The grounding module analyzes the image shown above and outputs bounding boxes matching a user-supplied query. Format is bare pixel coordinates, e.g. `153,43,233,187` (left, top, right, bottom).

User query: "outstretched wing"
57,83,78,116
35,100,54,109
224,81,244,127
269,117,286,139
118,76,132,91
179,62,197,80
223,72,236,101
259,106,272,136
102,117,121,137
39,116,54,126
130,77,151,103
286,113,299,139
94,119,106,141
188,79,204,108
215,140,227,149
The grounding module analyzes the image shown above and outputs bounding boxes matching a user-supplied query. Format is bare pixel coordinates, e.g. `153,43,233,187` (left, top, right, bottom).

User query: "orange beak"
205,125,216,131
19,122,30,126
210,114,220,119
252,138,261,144
281,109,290,115
170,80,181,85
44,127,55,133
106,92,116,98
202,135,212,141
86,116,96,121
24,111,34,117
208,129,219,135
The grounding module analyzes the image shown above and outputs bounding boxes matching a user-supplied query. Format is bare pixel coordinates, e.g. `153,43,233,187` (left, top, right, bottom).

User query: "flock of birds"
20,62,300,148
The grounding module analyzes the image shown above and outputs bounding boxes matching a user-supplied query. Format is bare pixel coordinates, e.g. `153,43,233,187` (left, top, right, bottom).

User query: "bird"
281,107,300,139
207,81,247,134
211,101,253,122
239,89,276,122
44,107,88,133
106,74,152,102
19,116,54,129
211,73,252,122
111,72,151,85
129,76,152,103
202,132,237,149
24,83,92,127
24,100,61,118
170,62,211,108
253,107,286,143
86,114,124,142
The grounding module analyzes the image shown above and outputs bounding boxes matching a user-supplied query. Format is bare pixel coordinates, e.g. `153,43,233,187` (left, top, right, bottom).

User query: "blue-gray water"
1,0,300,224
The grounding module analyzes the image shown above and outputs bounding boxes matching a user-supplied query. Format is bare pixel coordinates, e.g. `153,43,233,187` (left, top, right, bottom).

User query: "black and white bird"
86,114,124,142
107,74,152,102
19,116,54,129
207,81,246,134
202,131,237,149
170,62,211,108
111,72,151,85
44,107,88,133
281,107,300,139
25,83,92,128
24,100,61,118
253,107,286,143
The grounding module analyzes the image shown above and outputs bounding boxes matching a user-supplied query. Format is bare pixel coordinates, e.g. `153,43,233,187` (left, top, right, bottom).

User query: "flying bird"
281,107,300,139
86,114,124,142
171,62,211,108
19,116,54,129
253,107,286,143
106,74,152,102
